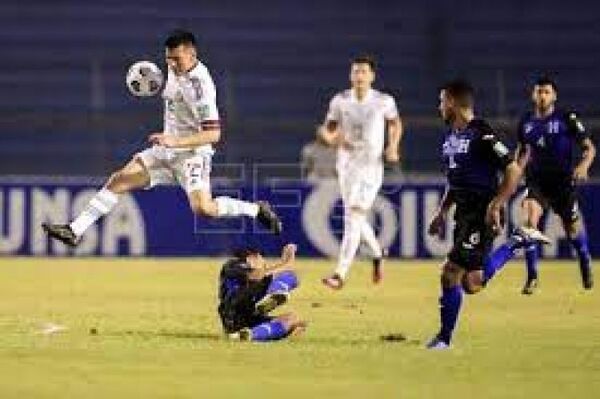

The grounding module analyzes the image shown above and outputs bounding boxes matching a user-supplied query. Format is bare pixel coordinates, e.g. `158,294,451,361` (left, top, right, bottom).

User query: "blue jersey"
442,118,512,195
518,109,589,180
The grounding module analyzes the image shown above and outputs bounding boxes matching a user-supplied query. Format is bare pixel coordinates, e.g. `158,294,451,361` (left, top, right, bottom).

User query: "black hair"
351,54,377,72
164,29,197,49
233,247,261,261
441,79,475,107
534,76,558,92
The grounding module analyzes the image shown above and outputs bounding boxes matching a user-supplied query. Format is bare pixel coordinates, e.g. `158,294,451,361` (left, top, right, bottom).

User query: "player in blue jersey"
426,80,550,349
516,77,596,294
218,243,306,342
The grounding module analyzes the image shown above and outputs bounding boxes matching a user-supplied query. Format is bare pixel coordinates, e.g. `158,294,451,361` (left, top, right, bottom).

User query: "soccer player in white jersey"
43,30,282,247
321,56,403,289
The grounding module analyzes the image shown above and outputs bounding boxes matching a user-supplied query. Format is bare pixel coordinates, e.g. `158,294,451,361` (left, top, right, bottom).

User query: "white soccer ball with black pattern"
126,61,163,97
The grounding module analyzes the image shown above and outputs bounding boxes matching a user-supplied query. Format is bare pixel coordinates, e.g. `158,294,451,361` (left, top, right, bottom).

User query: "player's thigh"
462,270,484,295
178,153,212,194
562,213,583,238
187,189,218,217
553,187,580,236
521,197,544,228
106,157,151,194
344,171,382,211
181,153,216,216
448,205,493,275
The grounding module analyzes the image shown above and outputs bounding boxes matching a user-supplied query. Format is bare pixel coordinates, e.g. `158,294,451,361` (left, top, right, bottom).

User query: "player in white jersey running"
321,56,403,289
43,30,282,247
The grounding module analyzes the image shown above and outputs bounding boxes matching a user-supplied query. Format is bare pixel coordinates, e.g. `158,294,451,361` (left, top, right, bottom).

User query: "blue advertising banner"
1,179,598,258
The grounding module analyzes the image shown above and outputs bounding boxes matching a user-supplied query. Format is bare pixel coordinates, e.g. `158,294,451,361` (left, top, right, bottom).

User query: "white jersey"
162,61,220,154
326,88,398,169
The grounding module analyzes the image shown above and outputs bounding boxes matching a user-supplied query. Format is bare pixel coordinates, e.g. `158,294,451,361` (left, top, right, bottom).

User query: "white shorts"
135,146,212,193
338,164,383,210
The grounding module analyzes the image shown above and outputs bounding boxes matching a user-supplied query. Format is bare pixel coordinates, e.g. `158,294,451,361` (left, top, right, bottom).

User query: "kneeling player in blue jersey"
218,243,306,341
426,80,550,349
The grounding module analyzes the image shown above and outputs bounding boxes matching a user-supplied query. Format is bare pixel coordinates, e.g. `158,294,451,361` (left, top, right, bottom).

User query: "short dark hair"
351,55,376,72
441,79,475,107
534,76,558,91
164,29,197,49
233,247,261,261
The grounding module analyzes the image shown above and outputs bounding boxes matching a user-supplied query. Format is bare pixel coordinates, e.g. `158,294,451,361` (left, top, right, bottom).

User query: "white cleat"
425,336,451,350
514,226,551,246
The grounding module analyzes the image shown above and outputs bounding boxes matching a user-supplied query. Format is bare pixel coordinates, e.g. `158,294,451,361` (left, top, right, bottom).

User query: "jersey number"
448,154,457,169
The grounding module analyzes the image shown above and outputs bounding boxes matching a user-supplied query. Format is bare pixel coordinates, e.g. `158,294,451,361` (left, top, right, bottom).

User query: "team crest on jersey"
443,135,471,156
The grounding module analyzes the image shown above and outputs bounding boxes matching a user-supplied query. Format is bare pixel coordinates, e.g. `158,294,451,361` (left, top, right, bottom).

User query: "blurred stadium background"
1,3,600,398
1,0,599,256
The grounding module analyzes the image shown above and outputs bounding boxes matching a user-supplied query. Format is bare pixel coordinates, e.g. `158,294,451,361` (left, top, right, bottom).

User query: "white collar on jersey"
351,88,374,103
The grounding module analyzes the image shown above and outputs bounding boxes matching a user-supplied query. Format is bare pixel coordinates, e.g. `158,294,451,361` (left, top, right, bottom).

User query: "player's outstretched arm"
264,244,297,273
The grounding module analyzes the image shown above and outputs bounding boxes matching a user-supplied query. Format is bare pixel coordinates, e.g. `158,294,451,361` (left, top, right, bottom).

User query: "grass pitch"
0,258,598,398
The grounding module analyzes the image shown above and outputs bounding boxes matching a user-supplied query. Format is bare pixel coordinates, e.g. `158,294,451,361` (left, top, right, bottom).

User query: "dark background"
1,0,598,178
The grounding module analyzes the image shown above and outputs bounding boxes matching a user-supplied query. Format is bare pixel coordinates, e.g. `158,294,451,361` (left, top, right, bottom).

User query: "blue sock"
267,270,298,295
483,242,518,283
525,244,539,281
570,231,592,278
438,285,463,344
250,320,289,341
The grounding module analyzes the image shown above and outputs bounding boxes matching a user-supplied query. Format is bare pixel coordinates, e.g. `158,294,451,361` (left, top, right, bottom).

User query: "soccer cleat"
255,292,289,315
256,201,283,234
322,274,344,290
521,278,539,295
228,328,252,341
425,335,451,350
41,223,79,247
512,226,551,247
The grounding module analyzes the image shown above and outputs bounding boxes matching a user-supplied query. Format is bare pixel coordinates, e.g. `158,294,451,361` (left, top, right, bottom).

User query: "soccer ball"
126,61,163,97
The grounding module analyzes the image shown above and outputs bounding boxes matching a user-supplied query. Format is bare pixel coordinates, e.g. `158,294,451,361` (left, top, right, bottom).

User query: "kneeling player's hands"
428,212,446,238
148,133,179,148
280,244,297,265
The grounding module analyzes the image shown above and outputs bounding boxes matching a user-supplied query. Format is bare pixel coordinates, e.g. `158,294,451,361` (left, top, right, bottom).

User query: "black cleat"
256,201,283,234
41,223,78,247
255,292,289,315
521,278,539,295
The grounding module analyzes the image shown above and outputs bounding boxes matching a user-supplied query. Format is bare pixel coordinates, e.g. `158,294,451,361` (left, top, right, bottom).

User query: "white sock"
334,211,365,280
361,220,383,258
70,188,119,237
215,196,259,218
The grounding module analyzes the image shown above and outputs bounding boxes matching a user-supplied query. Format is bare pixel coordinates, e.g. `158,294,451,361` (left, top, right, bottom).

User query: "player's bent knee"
462,272,483,295
440,262,463,288
189,196,217,217
105,170,130,194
